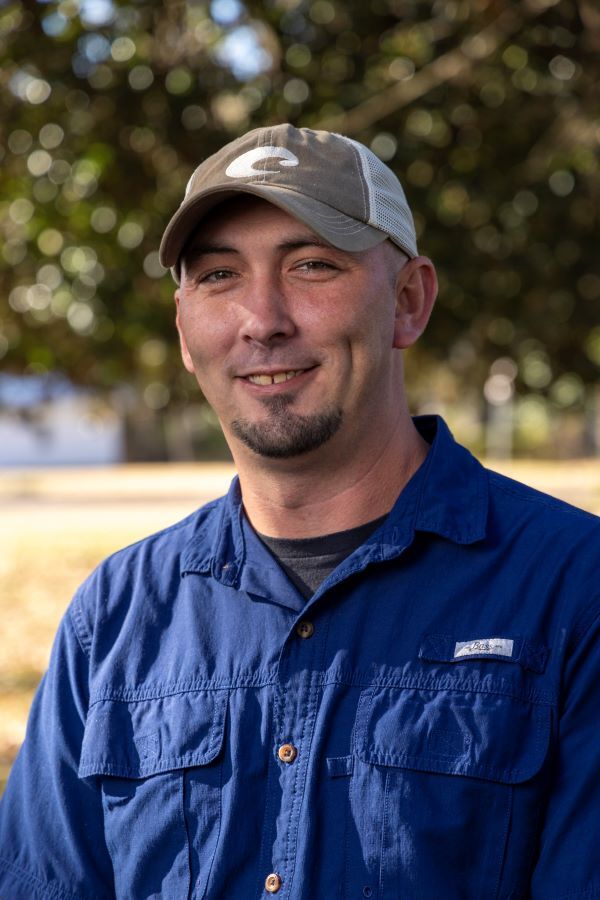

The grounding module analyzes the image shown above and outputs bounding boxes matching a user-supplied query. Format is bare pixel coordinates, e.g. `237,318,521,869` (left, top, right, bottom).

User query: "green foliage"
1,0,598,418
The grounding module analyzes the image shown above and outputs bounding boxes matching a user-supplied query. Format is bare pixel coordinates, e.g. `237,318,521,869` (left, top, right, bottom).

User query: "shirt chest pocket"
346,684,552,900
79,690,228,900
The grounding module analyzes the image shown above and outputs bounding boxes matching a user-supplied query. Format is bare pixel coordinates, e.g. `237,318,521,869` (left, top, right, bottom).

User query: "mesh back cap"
159,124,418,276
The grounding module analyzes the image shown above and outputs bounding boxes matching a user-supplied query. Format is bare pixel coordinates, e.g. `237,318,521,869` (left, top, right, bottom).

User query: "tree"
1,0,598,450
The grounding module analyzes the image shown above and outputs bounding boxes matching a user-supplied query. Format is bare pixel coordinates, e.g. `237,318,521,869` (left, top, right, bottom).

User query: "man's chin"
230,406,343,459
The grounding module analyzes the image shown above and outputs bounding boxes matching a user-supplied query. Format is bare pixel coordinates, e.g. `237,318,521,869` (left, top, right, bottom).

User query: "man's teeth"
248,370,304,385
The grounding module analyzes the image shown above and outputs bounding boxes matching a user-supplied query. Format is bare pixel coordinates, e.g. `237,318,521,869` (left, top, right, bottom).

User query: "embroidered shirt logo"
454,638,514,659
225,146,300,178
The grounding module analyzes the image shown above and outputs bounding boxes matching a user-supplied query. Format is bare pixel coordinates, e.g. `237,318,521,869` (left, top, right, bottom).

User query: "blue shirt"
1,416,599,899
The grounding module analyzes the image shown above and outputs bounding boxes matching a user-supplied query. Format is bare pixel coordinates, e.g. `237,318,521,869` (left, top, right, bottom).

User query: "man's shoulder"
69,492,227,636
483,465,600,556
486,465,599,526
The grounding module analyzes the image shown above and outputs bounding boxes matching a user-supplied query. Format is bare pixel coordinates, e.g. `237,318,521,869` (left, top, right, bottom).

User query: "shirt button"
296,620,314,639
265,873,282,893
277,743,298,763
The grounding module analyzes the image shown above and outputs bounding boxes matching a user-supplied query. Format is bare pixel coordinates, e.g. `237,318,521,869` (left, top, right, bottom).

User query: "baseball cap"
159,124,418,280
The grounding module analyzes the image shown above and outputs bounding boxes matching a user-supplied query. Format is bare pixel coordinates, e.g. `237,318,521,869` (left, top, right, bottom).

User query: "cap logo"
225,146,299,179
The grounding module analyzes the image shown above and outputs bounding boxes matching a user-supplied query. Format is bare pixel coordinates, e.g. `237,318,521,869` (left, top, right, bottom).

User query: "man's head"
163,126,437,468
159,124,419,281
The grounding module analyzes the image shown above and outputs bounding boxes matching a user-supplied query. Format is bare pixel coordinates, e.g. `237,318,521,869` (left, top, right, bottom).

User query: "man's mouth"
246,369,308,385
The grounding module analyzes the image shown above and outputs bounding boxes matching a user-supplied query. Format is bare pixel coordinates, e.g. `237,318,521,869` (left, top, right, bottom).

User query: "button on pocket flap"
355,687,551,784
79,690,228,779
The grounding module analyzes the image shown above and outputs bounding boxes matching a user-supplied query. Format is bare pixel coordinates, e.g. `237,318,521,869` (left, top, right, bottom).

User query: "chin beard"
231,395,342,459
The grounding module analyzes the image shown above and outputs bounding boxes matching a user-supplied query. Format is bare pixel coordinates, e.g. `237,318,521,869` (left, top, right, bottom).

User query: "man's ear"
392,256,438,350
174,290,196,374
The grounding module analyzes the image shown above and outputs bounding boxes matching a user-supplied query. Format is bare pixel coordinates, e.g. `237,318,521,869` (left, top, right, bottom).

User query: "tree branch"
314,6,524,135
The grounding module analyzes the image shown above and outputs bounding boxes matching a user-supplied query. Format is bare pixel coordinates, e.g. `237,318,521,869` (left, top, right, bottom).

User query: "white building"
0,375,124,466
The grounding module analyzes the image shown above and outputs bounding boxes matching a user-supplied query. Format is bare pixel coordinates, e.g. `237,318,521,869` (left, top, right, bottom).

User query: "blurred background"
1,0,599,462
1,0,599,790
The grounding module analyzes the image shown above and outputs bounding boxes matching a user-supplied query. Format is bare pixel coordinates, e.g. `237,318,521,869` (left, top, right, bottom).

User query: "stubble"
231,394,342,458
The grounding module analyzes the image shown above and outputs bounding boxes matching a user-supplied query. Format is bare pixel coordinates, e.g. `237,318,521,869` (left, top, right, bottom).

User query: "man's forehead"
184,194,337,251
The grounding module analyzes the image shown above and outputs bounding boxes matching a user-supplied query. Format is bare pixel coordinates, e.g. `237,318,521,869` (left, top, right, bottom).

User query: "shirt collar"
409,415,488,544
180,415,489,583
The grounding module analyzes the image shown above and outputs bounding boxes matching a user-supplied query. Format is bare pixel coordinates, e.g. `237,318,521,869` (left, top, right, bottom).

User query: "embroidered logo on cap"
225,146,300,178
454,638,514,659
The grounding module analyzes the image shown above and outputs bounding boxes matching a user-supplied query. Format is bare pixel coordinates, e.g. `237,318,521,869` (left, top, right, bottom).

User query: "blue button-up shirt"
1,416,599,899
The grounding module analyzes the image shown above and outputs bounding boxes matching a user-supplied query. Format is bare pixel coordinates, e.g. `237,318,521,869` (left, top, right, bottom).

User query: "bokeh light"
0,0,597,459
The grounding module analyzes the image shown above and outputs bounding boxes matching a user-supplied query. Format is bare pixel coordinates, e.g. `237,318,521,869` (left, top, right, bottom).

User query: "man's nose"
240,275,296,345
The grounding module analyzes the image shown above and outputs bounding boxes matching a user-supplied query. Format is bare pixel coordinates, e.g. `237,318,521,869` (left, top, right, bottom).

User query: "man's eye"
199,269,235,284
296,260,336,272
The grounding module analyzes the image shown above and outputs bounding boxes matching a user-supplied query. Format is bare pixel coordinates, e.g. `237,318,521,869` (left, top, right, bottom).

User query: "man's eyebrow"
183,242,239,262
277,237,335,252
182,236,336,268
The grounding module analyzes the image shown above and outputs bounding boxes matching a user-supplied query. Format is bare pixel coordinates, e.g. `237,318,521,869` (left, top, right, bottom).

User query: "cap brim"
159,183,390,277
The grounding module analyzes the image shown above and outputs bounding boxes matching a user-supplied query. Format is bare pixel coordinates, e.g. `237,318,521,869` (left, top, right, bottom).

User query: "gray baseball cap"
159,124,418,279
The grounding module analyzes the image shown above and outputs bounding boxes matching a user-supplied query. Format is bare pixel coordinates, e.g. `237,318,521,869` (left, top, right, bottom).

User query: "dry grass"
1,459,599,794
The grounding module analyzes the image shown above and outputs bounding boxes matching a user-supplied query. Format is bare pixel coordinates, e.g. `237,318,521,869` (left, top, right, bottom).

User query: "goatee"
231,394,342,458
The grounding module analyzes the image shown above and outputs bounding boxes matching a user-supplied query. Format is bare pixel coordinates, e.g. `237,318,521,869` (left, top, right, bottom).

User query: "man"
1,124,599,899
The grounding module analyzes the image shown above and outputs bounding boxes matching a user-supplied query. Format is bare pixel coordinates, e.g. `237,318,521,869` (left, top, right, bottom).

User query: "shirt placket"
260,607,327,898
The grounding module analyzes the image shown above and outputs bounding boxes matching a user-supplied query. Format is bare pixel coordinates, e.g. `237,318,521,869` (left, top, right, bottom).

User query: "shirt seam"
547,884,600,899
356,749,539,782
0,855,88,900
87,673,555,707
88,680,266,707
78,754,217,778
326,673,554,704
490,475,600,521
67,600,91,659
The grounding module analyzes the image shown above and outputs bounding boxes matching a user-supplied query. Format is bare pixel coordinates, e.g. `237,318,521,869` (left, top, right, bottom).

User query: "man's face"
175,196,410,463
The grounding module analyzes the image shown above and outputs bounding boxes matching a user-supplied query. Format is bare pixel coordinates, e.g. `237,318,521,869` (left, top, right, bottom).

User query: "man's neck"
232,415,430,539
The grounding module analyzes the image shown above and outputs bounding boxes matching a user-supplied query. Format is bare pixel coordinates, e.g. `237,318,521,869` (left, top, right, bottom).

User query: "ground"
1,459,599,794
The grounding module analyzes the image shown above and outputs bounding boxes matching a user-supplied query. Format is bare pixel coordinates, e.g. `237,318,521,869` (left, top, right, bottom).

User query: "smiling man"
1,125,599,899
172,191,434,539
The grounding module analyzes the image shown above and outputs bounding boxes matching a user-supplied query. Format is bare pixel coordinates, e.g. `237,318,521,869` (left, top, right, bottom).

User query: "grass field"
1,459,599,795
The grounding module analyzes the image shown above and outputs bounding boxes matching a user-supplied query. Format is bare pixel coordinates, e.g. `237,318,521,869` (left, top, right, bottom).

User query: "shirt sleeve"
530,604,600,898
0,605,114,899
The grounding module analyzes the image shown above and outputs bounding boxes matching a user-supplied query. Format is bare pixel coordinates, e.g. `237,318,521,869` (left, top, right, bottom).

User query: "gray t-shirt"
257,515,388,599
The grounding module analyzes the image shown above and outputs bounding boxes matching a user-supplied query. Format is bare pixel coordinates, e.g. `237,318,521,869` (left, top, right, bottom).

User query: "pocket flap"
79,690,228,779
419,633,549,673
355,686,551,784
